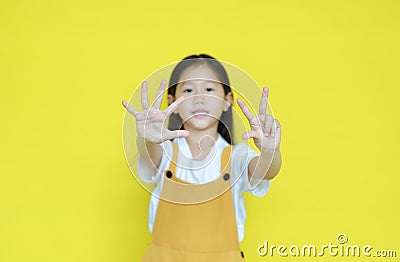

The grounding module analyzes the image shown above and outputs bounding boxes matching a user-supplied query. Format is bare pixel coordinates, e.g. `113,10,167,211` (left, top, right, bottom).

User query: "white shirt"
137,134,270,243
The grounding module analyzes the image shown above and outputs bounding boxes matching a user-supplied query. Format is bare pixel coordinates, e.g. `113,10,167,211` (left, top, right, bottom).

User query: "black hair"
167,54,234,145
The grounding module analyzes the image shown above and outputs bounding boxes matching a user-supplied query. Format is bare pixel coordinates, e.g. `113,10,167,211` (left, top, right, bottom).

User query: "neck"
183,124,219,160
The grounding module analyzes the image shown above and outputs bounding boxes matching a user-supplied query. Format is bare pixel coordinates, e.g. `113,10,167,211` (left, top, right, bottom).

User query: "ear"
168,94,179,114
167,94,174,106
223,92,233,112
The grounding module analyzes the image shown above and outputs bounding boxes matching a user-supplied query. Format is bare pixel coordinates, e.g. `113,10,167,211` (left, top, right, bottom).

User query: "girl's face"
173,63,232,132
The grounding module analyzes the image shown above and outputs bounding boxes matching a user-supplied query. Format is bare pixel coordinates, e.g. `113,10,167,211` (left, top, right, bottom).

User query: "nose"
193,92,205,105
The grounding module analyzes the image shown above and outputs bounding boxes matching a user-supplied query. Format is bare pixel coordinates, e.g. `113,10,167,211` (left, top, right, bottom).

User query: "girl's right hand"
122,80,190,144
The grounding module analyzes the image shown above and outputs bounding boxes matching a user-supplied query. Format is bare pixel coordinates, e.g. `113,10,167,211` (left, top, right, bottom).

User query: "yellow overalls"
142,142,245,261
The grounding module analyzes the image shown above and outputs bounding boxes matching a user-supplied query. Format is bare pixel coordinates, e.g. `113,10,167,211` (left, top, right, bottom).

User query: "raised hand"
237,87,281,151
122,80,189,144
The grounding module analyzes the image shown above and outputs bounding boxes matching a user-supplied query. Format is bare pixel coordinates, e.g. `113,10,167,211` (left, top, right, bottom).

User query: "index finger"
259,86,269,115
237,98,256,123
163,95,185,117
152,80,167,109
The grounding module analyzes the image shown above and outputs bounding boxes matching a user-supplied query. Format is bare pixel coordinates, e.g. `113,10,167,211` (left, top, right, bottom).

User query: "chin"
185,119,218,131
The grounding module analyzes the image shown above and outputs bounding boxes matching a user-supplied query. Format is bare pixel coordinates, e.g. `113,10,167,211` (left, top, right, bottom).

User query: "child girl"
122,54,282,261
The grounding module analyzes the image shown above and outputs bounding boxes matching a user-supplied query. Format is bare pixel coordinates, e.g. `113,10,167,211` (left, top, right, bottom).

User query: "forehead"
178,62,220,83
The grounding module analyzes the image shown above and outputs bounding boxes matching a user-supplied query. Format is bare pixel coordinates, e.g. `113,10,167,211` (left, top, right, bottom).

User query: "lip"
192,110,208,118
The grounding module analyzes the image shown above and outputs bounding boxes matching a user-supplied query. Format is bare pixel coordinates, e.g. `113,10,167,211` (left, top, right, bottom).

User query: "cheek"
212,96,226,109
177,101,191,115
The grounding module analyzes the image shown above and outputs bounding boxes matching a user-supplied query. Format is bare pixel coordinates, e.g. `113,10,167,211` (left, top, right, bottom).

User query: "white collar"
174,133,228,162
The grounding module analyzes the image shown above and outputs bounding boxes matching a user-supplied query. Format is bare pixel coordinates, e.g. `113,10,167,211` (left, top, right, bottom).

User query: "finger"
264,115,274,137
273,126,282,148
164,129,190,140
153,80,167,109
271,119,278,137
242,130,259,140
259,86,269,115
141,81,150,109
275,119,281,128
163,95,185,117
237,98,256,123
122,100,139,116
273,119,281,139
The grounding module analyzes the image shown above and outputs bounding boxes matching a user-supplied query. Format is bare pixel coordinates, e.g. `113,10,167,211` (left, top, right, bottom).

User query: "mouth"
192,110,209,117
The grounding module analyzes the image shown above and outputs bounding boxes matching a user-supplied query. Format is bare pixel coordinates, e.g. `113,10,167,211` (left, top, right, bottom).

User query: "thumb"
242,130,258,140
164,130,190,140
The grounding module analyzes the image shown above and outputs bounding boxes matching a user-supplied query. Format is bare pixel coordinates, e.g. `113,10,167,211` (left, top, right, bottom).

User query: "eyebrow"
178,79,221,86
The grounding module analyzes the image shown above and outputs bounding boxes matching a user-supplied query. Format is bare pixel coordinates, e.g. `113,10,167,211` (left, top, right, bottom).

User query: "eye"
206,87,214,92
183,88,193,93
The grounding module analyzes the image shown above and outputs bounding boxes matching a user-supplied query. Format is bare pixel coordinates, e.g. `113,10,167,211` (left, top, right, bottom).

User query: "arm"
248,147,282,181
237,86,282,182
136,136,162,172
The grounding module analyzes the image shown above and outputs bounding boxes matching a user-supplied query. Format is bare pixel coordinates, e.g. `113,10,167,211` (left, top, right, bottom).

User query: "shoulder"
229,142,259,178
160,139,175,166
231,142,270,196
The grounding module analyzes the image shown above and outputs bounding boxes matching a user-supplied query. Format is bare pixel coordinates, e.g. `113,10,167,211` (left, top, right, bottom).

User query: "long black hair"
167,54,234,145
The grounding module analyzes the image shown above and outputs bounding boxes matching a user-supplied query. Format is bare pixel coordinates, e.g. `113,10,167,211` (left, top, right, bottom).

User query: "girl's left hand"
237,87,281,152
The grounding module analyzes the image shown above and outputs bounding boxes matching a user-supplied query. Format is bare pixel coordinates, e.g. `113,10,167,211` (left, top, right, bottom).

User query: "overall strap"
168,142,232,176
168,142,179,175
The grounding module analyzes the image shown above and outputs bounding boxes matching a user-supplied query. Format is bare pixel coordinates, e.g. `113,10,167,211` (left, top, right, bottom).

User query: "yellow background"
1,0,399,261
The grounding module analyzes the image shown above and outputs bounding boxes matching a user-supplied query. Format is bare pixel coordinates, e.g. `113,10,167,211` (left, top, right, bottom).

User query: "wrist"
260,146,280,155
137,135,161,145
